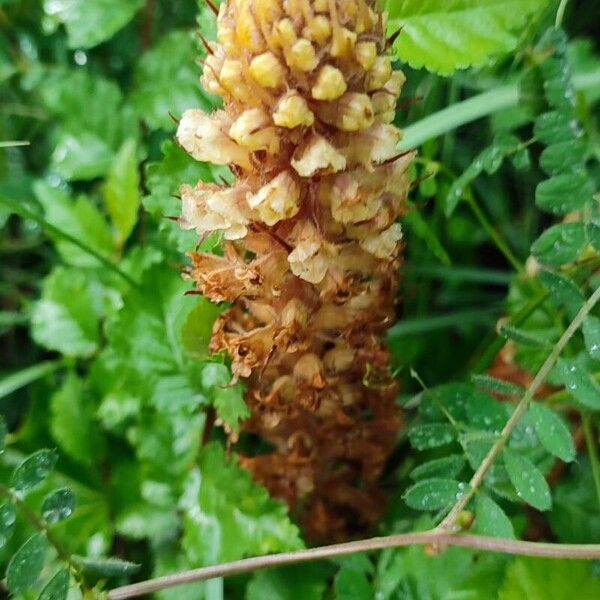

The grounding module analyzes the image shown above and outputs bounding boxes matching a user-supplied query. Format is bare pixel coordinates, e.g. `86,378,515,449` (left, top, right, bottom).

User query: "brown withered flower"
177,0,415,541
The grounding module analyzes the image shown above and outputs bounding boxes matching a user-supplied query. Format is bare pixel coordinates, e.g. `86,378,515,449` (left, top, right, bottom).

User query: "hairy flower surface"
178,0,414,540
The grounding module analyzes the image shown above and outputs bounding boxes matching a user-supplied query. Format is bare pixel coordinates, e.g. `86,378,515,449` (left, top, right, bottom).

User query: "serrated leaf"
528,403,575,462
404,478,468,511
583,316,600,360
31,267,101,357
539,270,584,315
535,172,594,215
103,138,141,245
471,374,524,397
539,141,588,175
6,533,47,595
499,557,600,600
410,455,466,481
474,494,515,539
74,556,141,577
386,0,548,75
534,111,581,145
247,565,329,600
499,325,551,348
33,182,115,267
42,488,76,524
130,30,217,130
50,373,104,466
531,222,586,266
0,502,16,548
11,449,58,492
38,69,139,180
181,443,303,564
39,569,70,600
409,423,456,450
503,448,551,511
43,0,144,49
554,357,600,409
334,565,372,600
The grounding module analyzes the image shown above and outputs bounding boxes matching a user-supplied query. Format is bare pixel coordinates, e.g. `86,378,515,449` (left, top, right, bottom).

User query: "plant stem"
0,195,139,288
555,0,570,28
438,282,600,533
108,531,600,600
0,483,84,584
464,192,524,274
0,140,29,148
399,69,600,150
582,414,600,512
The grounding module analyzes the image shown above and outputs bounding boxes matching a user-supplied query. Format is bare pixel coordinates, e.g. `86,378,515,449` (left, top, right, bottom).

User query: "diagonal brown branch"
108,531,600,599
437,282,600,533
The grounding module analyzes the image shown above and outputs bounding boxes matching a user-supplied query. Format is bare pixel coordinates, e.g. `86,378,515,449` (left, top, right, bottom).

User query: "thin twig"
108,531,600,599
438,282,600,532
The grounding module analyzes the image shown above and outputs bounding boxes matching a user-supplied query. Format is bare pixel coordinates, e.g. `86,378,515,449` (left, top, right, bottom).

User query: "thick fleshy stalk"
177,0,414,540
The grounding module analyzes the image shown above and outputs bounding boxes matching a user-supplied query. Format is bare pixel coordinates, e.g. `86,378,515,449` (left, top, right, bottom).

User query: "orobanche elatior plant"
176,0,414,540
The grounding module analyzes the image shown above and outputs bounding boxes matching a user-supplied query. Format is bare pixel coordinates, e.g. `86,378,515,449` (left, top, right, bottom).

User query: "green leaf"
11,449,58,492
409,423,456,450
586,223,600,253
539,270,584,316
410,455,466,481
528,403,575,462
74,556,141,577
471,374,524,397
403,209,451,265
386,0,548,75
503,448,551,511
554,357,600,409
246,565,329,600
499,325,551,348
181,299,224,360
43,0,144,49
530,222,586,266
31,267,101,357
103,138,141,245
583,315,600,360
535,172,594,215
465,390,508,432
130,30,216,130
499,557,600,600
39,69,139,180
534,110,581,145
50,373,104,466
403,478,467,511
0,502,16,548
6,533,47,595
474,494,515,539
334,565,372,600
182,443,303,564
539,141,588,175
550,459,600,543
42,487,76,524
0,361,61,401
33,182,114,267
144,140,229,252
39,569,70,600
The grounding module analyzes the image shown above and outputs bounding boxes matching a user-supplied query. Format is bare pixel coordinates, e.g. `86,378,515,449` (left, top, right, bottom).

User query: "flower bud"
291,134,347,177
366,56,392,91
287,38,319,72
311,65,347,100
246,170,300,225
354,41,377,69
229,108,279,153
249,52,287,88
273,92,315,128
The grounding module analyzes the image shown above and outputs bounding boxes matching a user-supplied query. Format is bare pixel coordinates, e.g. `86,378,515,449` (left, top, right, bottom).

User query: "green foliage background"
1,0,600,598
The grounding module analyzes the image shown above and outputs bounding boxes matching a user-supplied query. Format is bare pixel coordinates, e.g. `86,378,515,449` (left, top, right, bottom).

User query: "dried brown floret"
178,0,414,540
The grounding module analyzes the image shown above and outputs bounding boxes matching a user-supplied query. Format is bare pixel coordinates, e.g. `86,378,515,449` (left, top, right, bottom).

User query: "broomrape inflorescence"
177,0,414,540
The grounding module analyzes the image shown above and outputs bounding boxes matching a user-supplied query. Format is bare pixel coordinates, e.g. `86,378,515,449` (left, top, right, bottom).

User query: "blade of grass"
0,360,63,400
